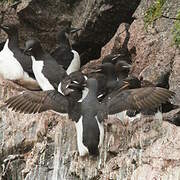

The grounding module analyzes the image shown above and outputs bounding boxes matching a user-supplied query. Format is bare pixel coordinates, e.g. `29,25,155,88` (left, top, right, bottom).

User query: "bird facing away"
0,24,40,90
24,39,68,94
4,78,175,156
51,27,82,75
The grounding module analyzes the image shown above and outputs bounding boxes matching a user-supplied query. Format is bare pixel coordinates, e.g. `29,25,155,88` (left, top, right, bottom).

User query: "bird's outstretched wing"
105,87,175,115
5,90,69,114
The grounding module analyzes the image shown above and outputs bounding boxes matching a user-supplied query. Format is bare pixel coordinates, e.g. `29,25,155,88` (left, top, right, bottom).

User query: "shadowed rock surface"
0,0,140,65
0,0,180,179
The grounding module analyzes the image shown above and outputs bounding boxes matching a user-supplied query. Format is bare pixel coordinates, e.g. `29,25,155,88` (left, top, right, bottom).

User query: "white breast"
0,39,24,80
31,56,54,91
74,116,89,156
66,50,80,75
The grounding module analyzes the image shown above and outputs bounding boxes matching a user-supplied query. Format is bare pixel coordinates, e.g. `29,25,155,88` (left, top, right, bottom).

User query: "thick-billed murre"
4,78,175,156
0,24,40,90
51,26,81,75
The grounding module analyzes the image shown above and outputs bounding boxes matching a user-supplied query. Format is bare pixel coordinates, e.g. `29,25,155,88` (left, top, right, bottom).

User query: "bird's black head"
102,54,115,64
99,63,116,76
123,76,141,89
57,26,82,43
102,54,124,64
115,61,131,72
70,71,86,86
24,39,42,57
0,24,18,36
61,72,86,95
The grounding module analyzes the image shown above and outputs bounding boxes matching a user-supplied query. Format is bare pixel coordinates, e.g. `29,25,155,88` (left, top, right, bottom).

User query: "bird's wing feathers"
5,90,69,114
51,47,73,69
106,87,175,115
42,60,67,90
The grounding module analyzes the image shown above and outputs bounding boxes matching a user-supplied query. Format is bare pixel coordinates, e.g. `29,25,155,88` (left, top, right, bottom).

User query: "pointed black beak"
70,27,83,33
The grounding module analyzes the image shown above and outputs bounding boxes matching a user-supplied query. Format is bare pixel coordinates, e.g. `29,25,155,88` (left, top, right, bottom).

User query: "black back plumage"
24,39,68,91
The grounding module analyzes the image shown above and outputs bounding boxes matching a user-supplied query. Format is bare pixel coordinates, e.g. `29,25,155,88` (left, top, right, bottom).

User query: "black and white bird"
87,60,131,101
60,71,87,96
4,78,175,156
97,62,129,95
24,39,68,94
51,27,81,75
101,54,131,79
0,24,39,90
122,76,174,122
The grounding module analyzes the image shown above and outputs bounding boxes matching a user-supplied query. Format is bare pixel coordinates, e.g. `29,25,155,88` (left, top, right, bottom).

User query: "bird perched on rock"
0,24,40,90
123,76,177,121
60,71,86,96
96,62,131,98
24,39,69,94
88,60,131,100
101,54,131,79
4,78,175,156
51,26,81,74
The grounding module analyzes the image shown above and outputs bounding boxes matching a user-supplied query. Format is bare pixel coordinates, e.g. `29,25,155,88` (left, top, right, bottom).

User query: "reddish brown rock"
0,0,180,179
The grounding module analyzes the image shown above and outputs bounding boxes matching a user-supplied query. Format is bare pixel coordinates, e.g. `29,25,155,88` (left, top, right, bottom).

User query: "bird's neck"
32,49,45,60
8,34,19,50
59,35,71,49
117,73,126,80
108,72,117,81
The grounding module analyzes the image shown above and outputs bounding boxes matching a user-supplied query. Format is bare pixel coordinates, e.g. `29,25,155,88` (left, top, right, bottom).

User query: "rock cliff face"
0,0,180,179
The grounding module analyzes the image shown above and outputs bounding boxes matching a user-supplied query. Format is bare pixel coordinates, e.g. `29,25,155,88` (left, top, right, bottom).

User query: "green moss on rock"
173,10,180,47
144,0,166,29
